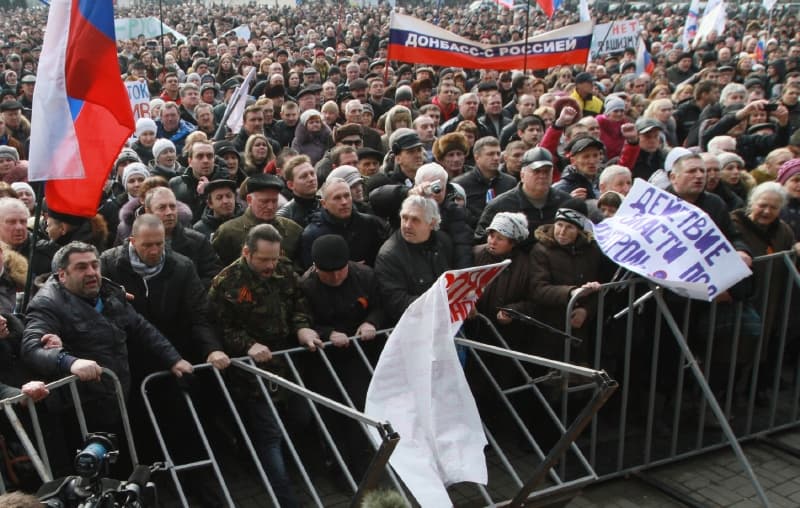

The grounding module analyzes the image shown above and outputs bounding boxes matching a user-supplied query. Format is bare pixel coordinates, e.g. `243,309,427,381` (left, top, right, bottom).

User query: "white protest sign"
594,179,751,301
126,80,151,121
589,19,640,59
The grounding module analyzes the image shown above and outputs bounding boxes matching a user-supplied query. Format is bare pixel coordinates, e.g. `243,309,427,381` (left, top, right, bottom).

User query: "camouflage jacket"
208,256,312,358
211,208,303,268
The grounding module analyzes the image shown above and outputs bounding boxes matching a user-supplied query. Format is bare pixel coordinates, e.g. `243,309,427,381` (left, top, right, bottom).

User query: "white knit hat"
122,162,150,185
135,117,157,137
299,108,322,127
152,138,176,161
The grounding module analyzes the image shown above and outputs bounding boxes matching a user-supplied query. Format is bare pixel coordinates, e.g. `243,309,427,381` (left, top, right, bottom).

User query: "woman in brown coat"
730,182,799,391
472,212,535,352
529,200,605,363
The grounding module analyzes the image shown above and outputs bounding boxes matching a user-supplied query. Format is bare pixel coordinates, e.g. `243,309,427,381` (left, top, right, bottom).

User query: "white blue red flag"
491,0,514,9
635,38,655,75
681,0,700,47
389,13,592,71
29,0,134,217
537,0,563,17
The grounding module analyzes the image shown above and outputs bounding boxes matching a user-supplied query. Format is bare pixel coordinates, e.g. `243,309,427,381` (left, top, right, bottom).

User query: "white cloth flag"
365,260,510,507
763,0,778,12
579,0,591,22
225,67,256,134
681,0,700,48
694,0,726,48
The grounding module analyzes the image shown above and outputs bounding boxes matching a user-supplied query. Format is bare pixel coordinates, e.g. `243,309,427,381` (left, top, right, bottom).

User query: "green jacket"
211,208,303,268
208,257,312,398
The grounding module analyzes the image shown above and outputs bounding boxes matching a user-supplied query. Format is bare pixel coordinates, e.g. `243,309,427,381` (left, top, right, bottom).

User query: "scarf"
128,243,165,280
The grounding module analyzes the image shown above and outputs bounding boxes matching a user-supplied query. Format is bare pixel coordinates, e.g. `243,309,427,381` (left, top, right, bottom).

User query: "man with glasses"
475,147,571,250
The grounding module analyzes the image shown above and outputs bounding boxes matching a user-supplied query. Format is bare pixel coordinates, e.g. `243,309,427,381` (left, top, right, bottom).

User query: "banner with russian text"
588,19,640,59
365,260,510,506
593,179,751,301
388,12,592,71
126,79,151,120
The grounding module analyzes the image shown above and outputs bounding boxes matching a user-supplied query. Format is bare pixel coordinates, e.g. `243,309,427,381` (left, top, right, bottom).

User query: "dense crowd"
0,0,798,505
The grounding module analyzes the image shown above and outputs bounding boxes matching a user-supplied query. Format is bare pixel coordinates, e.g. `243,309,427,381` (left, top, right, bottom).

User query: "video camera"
37,433,160,508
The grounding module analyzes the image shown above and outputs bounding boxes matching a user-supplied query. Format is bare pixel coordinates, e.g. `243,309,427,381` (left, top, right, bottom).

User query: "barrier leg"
654,288,772,507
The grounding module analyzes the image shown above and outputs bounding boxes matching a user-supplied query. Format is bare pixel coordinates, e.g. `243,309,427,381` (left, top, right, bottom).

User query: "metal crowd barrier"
0,368,138,494
548,249,800,507
141,329,617,507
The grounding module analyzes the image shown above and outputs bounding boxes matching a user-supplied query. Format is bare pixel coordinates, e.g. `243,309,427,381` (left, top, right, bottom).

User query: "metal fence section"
547,249,800,506
0,368,138,494
141,328,617,507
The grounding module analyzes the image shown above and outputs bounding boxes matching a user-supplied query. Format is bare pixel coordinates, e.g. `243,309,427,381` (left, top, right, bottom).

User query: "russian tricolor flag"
29,0,134,217
537,0,563,18
636,38,655,75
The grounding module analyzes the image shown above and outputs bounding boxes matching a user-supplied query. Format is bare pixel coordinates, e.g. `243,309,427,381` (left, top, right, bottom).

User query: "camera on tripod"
37,433,159,508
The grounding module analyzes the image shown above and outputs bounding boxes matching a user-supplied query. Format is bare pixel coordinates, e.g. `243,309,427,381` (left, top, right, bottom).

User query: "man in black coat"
21,242,192,418
300,235,383,477
169,140,220,222
145,187,222,288
452,136,516,228
374,195,453,325
301,177,388,269
475,147,571,250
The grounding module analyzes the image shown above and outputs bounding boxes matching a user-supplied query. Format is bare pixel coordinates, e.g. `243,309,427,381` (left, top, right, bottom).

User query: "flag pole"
213,84,241,141
20,183,45,314
158,0,165,63
523,0,531,74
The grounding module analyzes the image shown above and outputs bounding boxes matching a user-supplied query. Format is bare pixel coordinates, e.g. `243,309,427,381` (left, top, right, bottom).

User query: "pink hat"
777,158,800,185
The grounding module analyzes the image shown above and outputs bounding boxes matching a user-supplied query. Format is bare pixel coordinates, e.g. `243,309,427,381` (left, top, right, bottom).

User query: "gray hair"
700,152,720,168
598,165,631,187
144,187,176,211
414,163,448,185
320,177,350,199
52,241,99,273
132,213,165,236
747,181,787,213
720,83,746,105
457,92,478,107
400,195,441,230
707,135,736,155
0,197,29,219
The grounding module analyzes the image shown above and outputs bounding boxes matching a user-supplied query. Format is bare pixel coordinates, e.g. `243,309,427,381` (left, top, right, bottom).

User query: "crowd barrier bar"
0,368,138,494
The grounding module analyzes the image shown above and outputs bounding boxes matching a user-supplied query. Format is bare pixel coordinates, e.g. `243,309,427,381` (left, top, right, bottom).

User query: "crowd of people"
0,0,798,504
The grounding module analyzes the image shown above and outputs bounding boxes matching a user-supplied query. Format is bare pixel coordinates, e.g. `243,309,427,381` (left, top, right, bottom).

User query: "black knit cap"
312,235,349,271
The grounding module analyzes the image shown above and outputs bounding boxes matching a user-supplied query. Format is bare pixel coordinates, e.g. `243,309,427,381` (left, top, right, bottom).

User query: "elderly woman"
778,159,800,238
731,182,799,394
752,147,793,184
530,200,605,362
473,212,534,344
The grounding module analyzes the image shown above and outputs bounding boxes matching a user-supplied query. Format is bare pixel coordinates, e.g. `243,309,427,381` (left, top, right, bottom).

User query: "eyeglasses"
193,153,215,159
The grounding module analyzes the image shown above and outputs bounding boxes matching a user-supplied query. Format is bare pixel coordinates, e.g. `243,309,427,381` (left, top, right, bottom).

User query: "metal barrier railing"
141,326,617,507
0,368,138,494
548,249,800,506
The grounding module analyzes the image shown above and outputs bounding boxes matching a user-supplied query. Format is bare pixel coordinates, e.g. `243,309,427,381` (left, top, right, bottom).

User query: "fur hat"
432,132,469,161
334,123,363,143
